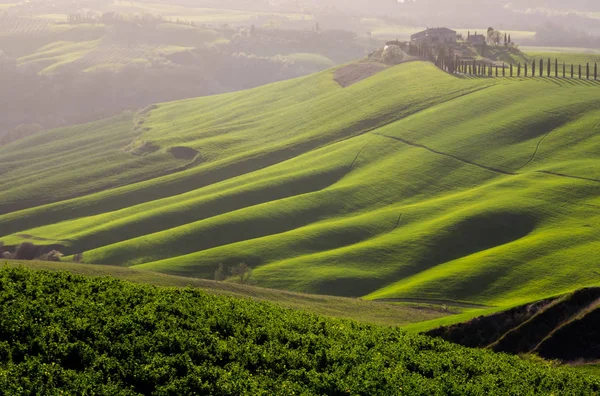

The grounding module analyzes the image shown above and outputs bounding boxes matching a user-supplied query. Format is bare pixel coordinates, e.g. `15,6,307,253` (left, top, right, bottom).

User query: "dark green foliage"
0,267,598,395
587,63,590,79
14,242,38,260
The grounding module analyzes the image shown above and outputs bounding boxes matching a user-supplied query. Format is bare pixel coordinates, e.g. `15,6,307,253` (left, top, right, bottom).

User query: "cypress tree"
579,64,582,79
503,63,506,77
508,34,511,44
510,63,513,77
555,58,558,77
587,62,590,79
595,63,597,80
540,58,544,77
496,65,498,77
532,60,536,77
547,57,551,77
525,62,528,77
571,64,574,78
518,62,521,77
563,62,566,78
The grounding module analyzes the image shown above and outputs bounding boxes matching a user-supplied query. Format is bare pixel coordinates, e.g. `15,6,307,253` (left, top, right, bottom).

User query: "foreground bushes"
0,266,598,395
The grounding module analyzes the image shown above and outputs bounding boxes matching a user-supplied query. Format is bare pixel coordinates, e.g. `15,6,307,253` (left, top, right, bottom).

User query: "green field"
2,19,218,74
1,266,598,394
2,60,600,313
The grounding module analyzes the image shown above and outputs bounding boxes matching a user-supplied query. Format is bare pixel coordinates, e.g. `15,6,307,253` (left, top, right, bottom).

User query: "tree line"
453,57,598,80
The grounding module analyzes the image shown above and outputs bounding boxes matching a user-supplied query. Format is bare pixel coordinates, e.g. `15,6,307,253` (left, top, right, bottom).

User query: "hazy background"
1,0,598,144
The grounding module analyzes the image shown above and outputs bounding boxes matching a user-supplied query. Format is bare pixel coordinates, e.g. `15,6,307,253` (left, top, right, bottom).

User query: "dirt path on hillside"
334,62,389,88
374,298,491,309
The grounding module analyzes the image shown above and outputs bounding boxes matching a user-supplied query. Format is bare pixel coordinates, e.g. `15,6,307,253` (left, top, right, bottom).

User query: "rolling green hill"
1,61,600,310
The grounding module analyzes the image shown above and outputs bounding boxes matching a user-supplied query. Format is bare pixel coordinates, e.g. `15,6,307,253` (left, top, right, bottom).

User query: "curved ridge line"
374,133,514,175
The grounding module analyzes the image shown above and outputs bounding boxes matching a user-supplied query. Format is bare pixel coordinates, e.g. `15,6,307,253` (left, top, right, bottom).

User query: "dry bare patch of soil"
334,62,389,88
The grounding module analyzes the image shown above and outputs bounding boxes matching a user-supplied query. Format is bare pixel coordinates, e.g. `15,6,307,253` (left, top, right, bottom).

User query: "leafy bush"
0,266,598,395
230,262,252,284
13,242,38,260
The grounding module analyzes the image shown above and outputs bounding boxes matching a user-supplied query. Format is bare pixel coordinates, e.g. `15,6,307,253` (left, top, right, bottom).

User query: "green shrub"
14,242,38,260
0,267,598,395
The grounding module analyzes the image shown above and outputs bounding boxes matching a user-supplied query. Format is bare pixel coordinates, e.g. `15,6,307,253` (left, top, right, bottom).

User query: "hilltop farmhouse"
468,33,486,45
411,27,457,45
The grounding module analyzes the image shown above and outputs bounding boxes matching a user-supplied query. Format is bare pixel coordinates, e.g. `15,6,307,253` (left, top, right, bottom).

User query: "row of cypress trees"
456,57,598,80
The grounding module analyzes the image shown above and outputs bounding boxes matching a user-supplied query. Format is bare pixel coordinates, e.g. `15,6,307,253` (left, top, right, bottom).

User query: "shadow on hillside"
69,166,353,257
308,211,538,298
455,74,600,87
0,106,407,235
427,287,600,363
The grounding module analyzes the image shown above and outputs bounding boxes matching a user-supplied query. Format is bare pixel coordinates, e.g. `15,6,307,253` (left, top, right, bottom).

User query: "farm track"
376,133,600,185
374,297,491,309
374,133,514,175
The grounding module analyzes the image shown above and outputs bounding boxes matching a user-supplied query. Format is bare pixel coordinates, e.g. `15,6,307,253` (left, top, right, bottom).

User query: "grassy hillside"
1,266,598,394
2,260,448,327
2,60,600,309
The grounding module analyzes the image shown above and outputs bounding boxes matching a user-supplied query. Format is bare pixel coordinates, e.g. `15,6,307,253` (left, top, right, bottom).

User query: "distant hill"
0,9,376,142
1,60,600,310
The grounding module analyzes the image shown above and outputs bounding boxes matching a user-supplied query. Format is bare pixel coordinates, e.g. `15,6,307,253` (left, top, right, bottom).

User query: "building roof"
411,27,456,39
468,34,486,42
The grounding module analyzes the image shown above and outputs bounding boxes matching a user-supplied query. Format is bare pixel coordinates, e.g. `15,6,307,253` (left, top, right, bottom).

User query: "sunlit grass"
1,61,600,314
